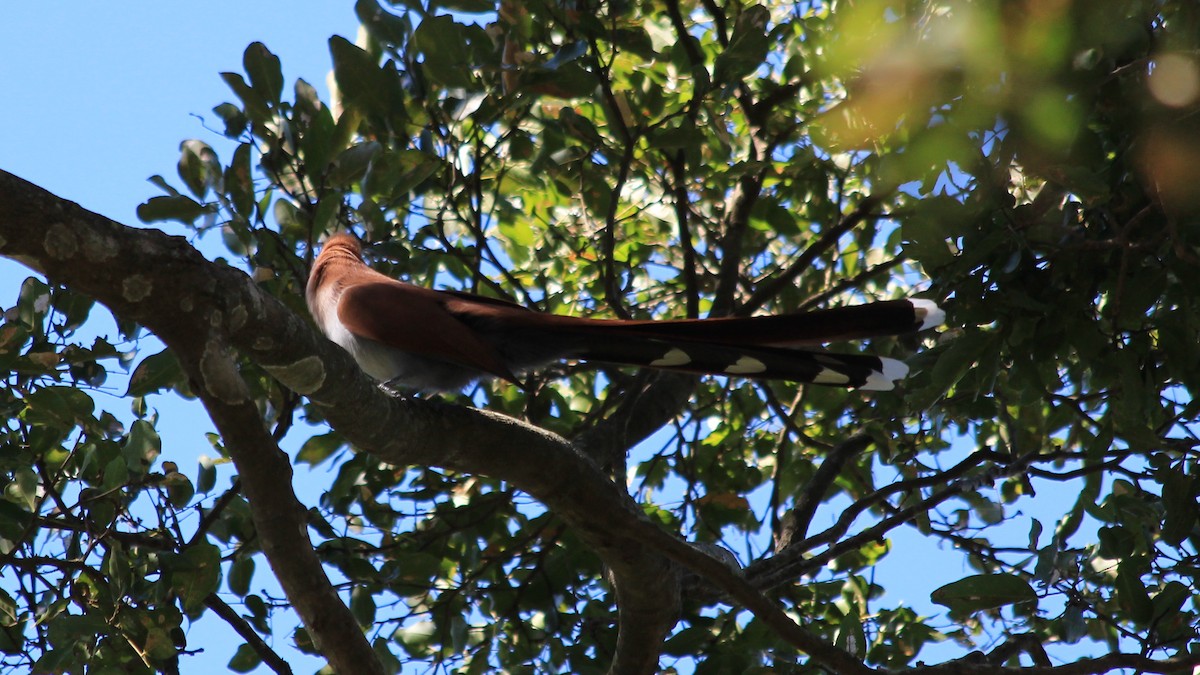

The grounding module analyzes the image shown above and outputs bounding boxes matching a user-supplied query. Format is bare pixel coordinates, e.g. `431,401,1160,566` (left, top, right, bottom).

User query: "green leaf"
292,626,317,655
396,620,436,655
966,493,1004,525
17,277,50,330
1160,469,1195,545
356,0,411,45
243,42,283,105
220,71,271,123
662,626,712,656
225,143,255,217
101,456,128,492
328,141,381,188
169,543,222,612
124,420,161,466
51,288,95,335
125,349,187,397
901,197,967,268
931,574,1037,613
523,62,596,98
543,41,587,70
388,552,444,592
329,35,404,119
1116,560,1153,625
164,471,194,509
136,195,209,225
196,457,218,494
47,614,109,648
413,15,477,89
23,386,94,429
752,198,802,236
273,199,307,239
909,333,995,408
1027,519,1043,549
228,557,254,597
366,149,442,196
0,619,25,655
296,432,345,466
499,219,536,249
350,586,377,628
835,614,866,657
32,647,75,673
1152,580,1190,622
0,589,17,628
228,643,263,673
1060,603,1087,643
713,6,770,84
649,122,704,150
373,637,403,674
212,102,248,138
6,467,38,512
1097,525,1135,559
178,139,218,199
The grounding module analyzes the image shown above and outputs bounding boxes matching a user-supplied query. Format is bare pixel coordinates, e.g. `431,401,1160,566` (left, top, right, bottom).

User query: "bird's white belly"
319,313,486,391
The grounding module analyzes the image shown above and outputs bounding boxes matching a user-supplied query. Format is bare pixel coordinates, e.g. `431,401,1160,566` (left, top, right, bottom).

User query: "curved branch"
7,169,1170,675
747,447,1048,590
0,171,379,675
743,193,890,313
204,594,294,675
0,169,683,675
784,432,873,547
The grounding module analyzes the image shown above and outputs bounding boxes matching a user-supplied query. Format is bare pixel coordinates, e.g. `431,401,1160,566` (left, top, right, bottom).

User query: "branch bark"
0,169,687,675
0,172,388,675
743,193,890,313
6,169,1170,675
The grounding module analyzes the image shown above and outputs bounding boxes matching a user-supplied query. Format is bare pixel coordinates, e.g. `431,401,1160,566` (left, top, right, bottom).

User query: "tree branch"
7,168,1172,675
0,169,683,675
572,372,696,468
743,193,890,313
204,594,294,675
0,170,384,675
781,432,873,550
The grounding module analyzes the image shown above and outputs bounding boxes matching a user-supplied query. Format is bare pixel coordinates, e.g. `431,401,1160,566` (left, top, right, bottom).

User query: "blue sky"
3,4,357,227
1,4,1118,674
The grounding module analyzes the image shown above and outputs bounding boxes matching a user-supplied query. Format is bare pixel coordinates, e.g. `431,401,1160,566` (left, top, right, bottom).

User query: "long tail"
538,299,943,390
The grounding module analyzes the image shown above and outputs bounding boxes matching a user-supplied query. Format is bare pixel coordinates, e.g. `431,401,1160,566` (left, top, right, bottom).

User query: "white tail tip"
861,357,909,391
910,299,945,331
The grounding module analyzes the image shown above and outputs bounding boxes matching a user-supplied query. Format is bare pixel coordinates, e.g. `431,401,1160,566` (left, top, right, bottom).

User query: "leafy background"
3,0,1200,673
2,5,354,671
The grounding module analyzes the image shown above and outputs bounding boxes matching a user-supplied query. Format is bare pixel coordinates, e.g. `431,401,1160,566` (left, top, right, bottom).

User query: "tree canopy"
2,0,1199,673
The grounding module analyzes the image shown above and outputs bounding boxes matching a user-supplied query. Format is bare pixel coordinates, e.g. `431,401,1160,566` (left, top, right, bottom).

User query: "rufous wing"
335,280,522,384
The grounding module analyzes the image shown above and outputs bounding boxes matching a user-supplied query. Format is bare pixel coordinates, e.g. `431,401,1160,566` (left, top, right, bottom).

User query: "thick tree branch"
6,169,1169,675
0,169,684,675
187,359,377,674
0,173,371,674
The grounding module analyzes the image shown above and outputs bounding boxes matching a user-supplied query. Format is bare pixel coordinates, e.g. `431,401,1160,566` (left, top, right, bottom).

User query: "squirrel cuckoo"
306,233,943,392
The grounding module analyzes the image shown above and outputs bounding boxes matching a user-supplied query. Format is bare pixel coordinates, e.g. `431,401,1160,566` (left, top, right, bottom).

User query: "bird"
306,233,943,392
